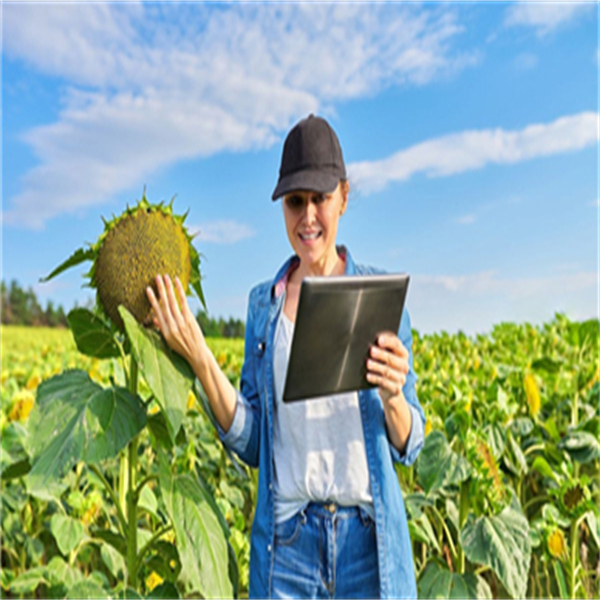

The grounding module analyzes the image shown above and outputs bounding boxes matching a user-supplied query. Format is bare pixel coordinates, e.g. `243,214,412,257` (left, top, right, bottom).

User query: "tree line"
1,280,246,338
196,310,245,338
1,280,69,327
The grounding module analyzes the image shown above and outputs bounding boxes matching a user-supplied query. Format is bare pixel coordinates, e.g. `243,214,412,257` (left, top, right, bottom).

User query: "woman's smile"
298,230,322,243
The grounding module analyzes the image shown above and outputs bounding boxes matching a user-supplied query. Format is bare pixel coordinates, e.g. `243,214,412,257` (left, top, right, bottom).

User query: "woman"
147,115,426,599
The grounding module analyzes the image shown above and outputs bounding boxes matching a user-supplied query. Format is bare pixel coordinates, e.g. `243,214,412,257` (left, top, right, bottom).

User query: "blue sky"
2,0,598,335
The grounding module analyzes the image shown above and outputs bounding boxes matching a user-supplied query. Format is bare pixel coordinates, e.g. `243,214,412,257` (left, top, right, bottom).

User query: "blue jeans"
271,502,380,599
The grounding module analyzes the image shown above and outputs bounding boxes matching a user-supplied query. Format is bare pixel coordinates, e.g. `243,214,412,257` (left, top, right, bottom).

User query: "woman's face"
282,181,348,273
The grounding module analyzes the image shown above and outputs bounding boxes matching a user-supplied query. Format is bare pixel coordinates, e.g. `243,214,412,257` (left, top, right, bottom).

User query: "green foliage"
1,312,598,599
411,314,599,599
419,560,492,599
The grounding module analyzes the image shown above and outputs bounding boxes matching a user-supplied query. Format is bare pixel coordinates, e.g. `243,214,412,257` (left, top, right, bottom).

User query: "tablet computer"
282,273,409,402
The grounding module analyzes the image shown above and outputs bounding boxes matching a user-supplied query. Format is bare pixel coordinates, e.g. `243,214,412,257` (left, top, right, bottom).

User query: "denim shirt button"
269,483,273,491
267,544,272,552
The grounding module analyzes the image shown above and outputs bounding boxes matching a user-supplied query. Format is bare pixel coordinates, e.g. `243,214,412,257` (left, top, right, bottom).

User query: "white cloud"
417,270,597,299
189,221,256,245
504,3,591,36
456,214,477,225
409,269,598,334
513,52,539,70
349,111,598,194
3,2,473,229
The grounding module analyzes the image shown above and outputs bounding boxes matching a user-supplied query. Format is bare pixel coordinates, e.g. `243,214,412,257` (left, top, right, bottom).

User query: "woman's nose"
302,200,317,223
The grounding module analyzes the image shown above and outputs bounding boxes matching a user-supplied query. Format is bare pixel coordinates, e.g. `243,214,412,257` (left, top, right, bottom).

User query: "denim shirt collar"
270,244,355,301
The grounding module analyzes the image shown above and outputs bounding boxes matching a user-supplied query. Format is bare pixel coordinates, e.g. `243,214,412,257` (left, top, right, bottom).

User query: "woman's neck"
293,248,345,283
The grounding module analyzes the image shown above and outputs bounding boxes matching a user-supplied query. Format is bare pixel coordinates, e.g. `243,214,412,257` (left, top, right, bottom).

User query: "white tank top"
272,309,374,524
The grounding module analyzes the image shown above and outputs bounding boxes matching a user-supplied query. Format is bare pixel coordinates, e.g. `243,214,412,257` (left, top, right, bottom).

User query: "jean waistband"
304,501,372,524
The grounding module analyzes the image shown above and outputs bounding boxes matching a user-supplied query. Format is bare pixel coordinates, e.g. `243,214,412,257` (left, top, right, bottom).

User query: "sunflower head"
553,478,594,521
547,528,566,558
42,193,204,330
524,372,541,417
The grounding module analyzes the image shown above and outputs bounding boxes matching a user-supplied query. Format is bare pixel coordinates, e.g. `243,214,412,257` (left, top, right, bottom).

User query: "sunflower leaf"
25,370,146,501
67,308,121,359
120,307,193,442
159,451,232,597
460,495,531,599
40,247,95,282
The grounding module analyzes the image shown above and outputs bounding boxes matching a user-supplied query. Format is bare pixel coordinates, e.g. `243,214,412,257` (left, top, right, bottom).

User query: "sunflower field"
1,314,598,599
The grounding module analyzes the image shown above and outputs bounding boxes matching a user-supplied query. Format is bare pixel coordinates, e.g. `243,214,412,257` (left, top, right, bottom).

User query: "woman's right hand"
147,274,237,433
146,274,208,373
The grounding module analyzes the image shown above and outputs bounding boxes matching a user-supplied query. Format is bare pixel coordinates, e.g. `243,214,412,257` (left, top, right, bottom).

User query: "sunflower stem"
126,356,140,590
569,516,582,599
457,479,470,574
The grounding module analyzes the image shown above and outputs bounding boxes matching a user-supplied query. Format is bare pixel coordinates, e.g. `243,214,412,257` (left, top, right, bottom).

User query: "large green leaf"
417,431,471,494
25,370,146,500
558,430,600,464
45,556,84,589
9,567,48,595
460,496,531,598
66,579,109,599
51,514,87,555
120,307,193,441
101,544,126,578
1,458,31,482
418,560,492,599
67,308,121,358
159,453,233,598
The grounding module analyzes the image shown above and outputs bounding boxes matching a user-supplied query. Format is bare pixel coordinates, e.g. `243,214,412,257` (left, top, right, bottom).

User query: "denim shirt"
217,247,426,598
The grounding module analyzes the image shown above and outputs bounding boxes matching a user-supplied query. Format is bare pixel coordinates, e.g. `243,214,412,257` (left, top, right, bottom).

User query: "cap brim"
271,169,341,201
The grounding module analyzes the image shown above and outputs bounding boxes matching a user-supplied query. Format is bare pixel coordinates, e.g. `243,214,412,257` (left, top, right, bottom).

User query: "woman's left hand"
366,332,410,404
366,332,413,453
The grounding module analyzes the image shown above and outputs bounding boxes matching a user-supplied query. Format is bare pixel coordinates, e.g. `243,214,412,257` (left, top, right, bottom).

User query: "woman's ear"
341,180,349,215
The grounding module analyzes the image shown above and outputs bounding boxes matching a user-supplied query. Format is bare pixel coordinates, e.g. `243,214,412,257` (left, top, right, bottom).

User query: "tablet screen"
282,274,409,402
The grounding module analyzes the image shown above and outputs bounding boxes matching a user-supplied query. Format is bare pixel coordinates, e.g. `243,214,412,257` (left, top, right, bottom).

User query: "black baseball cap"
272,114,347,200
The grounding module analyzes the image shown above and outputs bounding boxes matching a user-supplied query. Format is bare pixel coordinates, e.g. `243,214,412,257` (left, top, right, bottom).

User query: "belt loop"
300,506,307,525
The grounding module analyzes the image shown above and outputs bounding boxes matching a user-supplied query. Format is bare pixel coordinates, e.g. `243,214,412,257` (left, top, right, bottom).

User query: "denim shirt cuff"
390,403,425,466
217,390,251,453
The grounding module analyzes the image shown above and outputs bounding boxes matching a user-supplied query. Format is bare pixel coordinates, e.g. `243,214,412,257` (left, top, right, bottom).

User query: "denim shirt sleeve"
389,308,426,466
214,288,263,468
